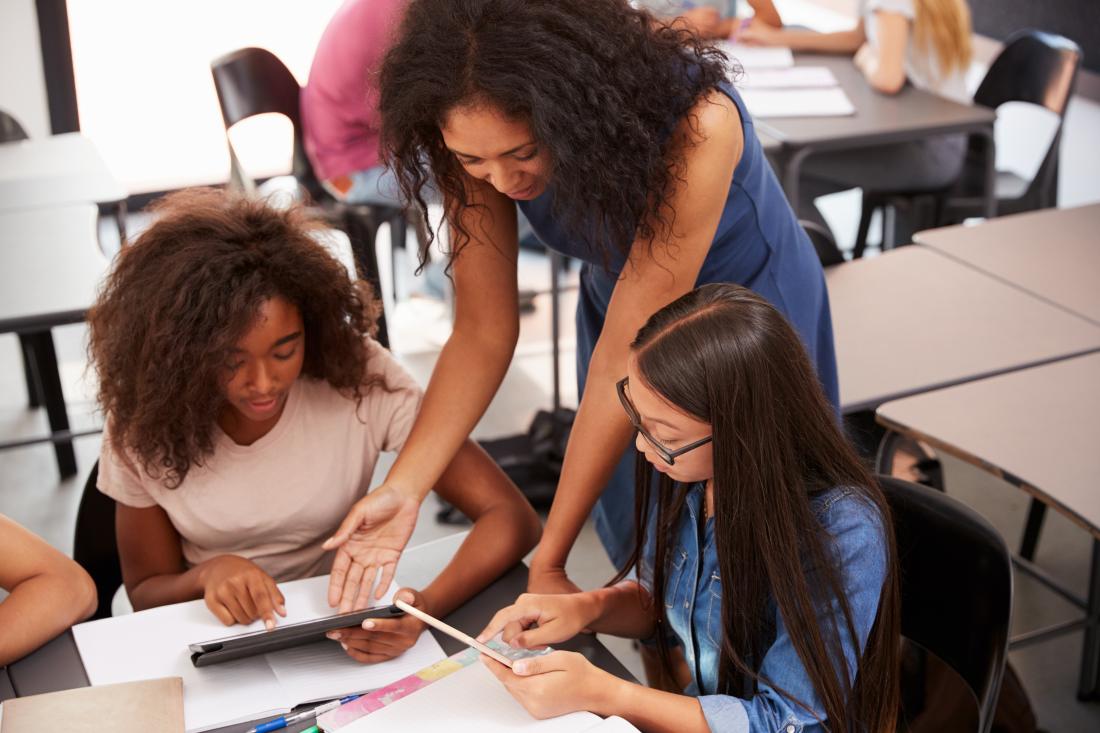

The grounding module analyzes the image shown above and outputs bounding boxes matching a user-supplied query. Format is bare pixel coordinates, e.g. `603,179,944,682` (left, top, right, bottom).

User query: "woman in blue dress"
323,0,839,610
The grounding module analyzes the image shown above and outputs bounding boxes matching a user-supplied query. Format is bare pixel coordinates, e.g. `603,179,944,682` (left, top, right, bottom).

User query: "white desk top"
0,204,111,332
827,247,1100,413
915,203,1100,326
0,133,127,211
877,352,1100,538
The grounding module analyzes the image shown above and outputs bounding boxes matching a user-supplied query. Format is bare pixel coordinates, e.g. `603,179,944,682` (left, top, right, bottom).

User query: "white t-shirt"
861,0,970,103
98,339,422,582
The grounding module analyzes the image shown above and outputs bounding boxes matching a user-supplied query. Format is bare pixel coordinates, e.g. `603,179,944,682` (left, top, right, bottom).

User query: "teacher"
323,0,838,605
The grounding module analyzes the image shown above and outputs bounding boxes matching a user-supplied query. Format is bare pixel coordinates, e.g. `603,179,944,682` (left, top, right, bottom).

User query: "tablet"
188,605,405,667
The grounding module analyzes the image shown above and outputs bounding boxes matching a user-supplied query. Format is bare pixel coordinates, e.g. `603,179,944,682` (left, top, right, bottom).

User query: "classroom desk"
757,53,997,219
914,203,1100,326
825,247,1100,414
0,205,112,477
875,353,1100,700
6,534,635,732
0,133,126,213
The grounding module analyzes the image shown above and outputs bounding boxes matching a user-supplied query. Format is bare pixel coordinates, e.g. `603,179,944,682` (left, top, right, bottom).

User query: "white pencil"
394,599,514,667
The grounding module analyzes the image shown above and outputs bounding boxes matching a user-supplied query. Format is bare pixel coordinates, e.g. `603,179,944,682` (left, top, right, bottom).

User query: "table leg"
115,200,128,246
18,332,44,408
23,330,77,478
1078,539,1100,700
978,126,997,219
1019,499,1047,561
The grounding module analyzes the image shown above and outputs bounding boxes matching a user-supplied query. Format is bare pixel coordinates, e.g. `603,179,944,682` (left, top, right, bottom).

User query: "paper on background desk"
737,66,838,89
336,662,638,733
716,41,794,69
741,87,855,118
72,575,444,732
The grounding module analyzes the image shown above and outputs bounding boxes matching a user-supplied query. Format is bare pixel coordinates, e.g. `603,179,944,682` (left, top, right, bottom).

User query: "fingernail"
326,632,339,640
341,642,348,651
363,621,376,630
264,619,274,630
514,660,528,674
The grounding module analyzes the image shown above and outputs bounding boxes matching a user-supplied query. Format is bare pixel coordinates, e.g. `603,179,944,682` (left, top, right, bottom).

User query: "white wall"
0,0,50,137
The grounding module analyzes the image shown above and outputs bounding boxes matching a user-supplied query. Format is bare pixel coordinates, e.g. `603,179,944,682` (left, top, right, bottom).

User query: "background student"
88,189,540,663
635,1,781,39
478,284,899,733
741,0,974,243
0,514,97,666
323,0,838,609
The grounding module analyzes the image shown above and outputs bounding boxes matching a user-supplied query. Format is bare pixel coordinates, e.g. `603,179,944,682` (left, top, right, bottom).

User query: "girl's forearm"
586,581,657,639
0,570,96,665
774,27,865,53
126,562,209,611
596,677,711,733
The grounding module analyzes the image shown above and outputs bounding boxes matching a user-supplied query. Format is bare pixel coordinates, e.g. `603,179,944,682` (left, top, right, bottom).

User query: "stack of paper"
740,87,855,118
72,575,444,732
337,662,639,733
717,41,794,70
737,66,838,90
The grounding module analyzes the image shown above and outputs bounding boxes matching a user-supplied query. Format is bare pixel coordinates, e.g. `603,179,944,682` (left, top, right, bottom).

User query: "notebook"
717,41,795,70
0,677,183,732
336,662,639,733
737,66,838,90
72,575,444,732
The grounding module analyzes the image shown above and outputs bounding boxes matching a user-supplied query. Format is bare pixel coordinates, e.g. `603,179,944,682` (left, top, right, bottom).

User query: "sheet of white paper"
740,87,855,118
72,575,443,733
717,41,794,69
737,66,838,89
340,663,606,733
267,630,444,705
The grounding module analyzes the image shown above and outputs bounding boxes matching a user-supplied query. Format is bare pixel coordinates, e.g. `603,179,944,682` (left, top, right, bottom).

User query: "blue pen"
245,695,361,733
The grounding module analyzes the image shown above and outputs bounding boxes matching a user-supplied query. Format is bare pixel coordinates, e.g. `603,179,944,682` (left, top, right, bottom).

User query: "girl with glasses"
478,284,899,733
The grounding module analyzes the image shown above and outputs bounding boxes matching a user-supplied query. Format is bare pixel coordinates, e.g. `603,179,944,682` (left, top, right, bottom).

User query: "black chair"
801,219,845,268
853,30,1083,257
73,461,123,620
209,47,399,345
881,475,1013,733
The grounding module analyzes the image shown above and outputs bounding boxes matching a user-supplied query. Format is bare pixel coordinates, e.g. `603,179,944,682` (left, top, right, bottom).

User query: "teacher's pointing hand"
324,484,421,612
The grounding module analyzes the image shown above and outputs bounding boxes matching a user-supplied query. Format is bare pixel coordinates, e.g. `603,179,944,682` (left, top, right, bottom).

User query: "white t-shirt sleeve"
360,339,424,454
96,427,159,509
864,0,916,20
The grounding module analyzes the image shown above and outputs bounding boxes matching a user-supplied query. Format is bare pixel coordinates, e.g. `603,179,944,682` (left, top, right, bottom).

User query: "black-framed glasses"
616,377,712,466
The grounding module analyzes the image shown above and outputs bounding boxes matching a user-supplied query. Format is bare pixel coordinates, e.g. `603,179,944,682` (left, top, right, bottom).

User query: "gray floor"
4,92,1100,727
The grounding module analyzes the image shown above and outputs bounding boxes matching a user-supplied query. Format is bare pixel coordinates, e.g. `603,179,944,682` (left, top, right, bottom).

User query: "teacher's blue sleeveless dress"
518,80,839,570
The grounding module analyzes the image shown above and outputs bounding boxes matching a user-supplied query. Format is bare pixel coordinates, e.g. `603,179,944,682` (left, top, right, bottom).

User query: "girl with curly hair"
324,0,837,609
479,284,899,733
88,188,540,663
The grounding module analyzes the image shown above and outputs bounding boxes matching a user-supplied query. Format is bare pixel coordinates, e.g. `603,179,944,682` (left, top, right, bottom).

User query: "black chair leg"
1019,498,1047,561
390,213,407,302
19,332,44,408
345,211,390,349
854,199,876,259
23,330,77,478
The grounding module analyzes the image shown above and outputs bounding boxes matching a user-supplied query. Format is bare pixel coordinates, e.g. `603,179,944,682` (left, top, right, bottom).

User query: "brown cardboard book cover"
1,676,183,732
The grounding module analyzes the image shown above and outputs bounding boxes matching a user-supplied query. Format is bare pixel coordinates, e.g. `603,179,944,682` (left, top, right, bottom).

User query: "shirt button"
786,725,796,733
684,601,689,609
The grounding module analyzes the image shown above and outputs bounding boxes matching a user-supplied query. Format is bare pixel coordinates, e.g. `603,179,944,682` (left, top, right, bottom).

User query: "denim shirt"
642,484,889,733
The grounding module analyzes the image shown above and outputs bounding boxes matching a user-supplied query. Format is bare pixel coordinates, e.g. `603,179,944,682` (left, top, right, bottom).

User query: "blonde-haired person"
741,0,974,243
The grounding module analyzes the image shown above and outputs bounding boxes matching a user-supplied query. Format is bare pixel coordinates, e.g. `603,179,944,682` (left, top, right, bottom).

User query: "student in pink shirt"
88,188,541,664
301,0,407,205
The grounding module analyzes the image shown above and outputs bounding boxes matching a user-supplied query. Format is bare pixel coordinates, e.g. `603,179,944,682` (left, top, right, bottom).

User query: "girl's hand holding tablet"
326,588,428,663
481,650,621,720
198,555,287,629
477,592,599,650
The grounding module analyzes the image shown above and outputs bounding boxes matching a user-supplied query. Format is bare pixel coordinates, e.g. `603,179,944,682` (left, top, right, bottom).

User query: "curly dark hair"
379,0,731,265
88,188,382,488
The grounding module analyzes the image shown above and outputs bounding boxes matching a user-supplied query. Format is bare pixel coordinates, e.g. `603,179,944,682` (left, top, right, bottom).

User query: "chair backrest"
974,30,1082,210
0,109,29,143
800,220,845,268
209,47,324,199
73,460,123,620
878,476,1013,733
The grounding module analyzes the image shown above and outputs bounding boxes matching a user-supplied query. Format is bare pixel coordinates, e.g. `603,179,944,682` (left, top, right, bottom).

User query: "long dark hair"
88,188,382,488
378,0,730,265
615,284,899,731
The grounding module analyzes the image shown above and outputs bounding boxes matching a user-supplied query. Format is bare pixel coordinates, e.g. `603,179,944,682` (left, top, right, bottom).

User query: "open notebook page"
73,575,443,732
337,662,639,733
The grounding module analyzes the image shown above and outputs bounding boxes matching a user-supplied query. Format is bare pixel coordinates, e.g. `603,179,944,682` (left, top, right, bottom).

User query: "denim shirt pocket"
704,572,724,647
665,546,690,612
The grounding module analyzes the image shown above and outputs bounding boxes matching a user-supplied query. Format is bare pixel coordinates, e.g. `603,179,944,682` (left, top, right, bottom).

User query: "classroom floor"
3,51,1100,731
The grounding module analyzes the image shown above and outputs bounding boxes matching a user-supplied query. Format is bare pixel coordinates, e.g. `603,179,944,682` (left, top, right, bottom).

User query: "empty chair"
881,475,1013,733
853,30,1082,257
209,47,399,344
